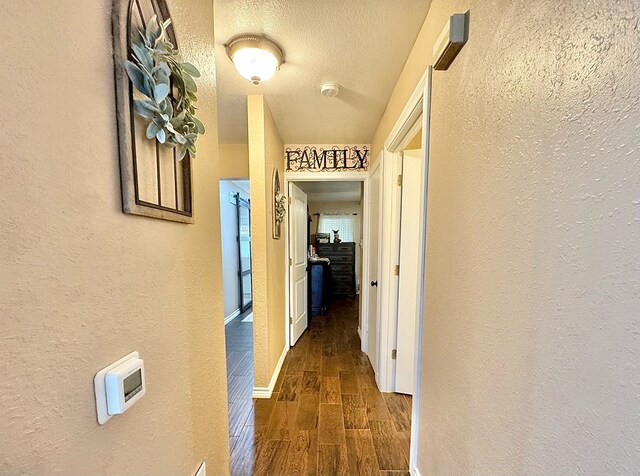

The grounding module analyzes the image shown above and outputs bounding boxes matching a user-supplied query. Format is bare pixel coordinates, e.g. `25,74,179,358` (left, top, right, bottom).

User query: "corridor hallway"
230,297,412,476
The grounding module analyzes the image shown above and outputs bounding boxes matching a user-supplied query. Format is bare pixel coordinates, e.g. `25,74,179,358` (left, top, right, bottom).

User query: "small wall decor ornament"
272,168,285,239
275,192,287,226
113,0,202,223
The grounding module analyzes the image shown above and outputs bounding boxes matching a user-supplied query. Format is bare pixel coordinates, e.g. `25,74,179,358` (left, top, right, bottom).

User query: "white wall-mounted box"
94,351,146,425
433,11,469,70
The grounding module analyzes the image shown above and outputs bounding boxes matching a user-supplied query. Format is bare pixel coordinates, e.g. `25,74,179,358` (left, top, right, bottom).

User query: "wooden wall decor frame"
112,0,194,223
272,168,282,239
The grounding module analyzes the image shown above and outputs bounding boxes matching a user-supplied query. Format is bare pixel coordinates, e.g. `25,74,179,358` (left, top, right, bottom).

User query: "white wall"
219,180,250,319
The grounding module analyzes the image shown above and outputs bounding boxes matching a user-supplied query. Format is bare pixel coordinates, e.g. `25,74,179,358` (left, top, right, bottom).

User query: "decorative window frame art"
113,0,205,223
272,168,286,239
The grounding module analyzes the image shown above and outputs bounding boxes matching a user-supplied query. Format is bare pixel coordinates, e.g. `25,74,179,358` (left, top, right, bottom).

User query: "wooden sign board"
285,145,370,173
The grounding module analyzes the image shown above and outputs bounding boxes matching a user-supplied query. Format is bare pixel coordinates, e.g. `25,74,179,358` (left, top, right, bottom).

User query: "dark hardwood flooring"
226,308,255,440
225,298,412,476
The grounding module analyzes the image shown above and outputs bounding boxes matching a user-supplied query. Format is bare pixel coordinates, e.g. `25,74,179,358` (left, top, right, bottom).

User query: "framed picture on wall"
316,233,330,244
113,0,196,223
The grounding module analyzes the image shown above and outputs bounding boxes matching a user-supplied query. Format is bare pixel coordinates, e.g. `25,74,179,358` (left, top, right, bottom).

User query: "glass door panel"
237,195,252,312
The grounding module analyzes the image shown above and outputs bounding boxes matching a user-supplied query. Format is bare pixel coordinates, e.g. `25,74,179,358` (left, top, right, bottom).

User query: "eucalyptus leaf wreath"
275,192,287,225
125,15,205,161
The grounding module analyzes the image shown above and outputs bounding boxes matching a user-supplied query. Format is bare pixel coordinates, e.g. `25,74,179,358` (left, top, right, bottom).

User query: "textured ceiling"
296,181,362,202
214,0,431,144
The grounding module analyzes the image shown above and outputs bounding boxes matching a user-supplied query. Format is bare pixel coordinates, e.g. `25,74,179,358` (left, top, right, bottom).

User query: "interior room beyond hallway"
219,179,252,321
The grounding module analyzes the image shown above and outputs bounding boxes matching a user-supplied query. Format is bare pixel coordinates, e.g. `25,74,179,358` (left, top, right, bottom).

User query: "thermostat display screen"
123,370,143,401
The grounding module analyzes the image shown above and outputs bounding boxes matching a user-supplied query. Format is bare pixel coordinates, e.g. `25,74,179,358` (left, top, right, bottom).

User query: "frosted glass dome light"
225,34,285,85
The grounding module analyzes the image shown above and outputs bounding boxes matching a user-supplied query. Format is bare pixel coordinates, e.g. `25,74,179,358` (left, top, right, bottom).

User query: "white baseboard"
252,345,288,398
224,308,241,325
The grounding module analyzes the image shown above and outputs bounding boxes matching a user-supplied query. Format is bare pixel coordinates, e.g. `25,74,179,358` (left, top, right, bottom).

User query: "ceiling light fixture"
225,34,285,85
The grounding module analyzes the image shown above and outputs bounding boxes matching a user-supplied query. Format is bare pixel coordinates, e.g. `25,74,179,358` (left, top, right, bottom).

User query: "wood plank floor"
226,308,255,447
225,297,412,476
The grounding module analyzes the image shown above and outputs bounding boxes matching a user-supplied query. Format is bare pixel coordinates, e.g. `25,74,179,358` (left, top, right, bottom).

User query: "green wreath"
125,15,205,161
275,192,287,225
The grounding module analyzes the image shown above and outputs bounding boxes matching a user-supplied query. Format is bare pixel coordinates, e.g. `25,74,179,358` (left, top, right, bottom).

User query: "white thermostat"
94,351,146,424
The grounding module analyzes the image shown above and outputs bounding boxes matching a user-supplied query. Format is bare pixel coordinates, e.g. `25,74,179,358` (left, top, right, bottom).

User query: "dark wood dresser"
316,242,356,296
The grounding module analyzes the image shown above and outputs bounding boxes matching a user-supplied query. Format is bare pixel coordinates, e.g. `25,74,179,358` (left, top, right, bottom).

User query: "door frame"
376,66,432,473
394,149,423,395
283,171,370,350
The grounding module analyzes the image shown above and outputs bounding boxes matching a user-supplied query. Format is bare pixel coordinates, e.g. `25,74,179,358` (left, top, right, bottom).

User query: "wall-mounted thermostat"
94,351,146,425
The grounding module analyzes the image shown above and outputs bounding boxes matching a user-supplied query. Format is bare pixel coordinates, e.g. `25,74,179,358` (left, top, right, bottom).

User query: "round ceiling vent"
320,81,340,98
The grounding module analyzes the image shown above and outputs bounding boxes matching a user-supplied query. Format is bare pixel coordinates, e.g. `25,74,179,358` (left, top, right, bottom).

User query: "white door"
395,149,423,395
366,162,382,372
289,183,308,345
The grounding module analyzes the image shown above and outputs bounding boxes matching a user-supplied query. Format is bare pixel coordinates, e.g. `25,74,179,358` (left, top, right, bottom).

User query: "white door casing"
366,160,382,372
289,183,308,345
395,149,423,395
377,150,404,390
283,171,368,351
377,67,431,397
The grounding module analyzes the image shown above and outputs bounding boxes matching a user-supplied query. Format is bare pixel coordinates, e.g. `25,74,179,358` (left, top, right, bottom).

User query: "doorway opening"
279,177,413,472
395,139,423,395
377,66,431,472
286,178,366,349
219,179,255,445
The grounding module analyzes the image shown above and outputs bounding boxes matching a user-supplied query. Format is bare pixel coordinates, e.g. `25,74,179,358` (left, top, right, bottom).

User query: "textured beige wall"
374,0,640,474
219,143,249,178
248,95,287,388
406,128,422,151
0,1,229,474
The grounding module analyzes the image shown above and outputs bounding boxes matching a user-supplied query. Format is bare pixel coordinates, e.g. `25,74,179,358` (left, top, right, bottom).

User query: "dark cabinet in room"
316,243,356,296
